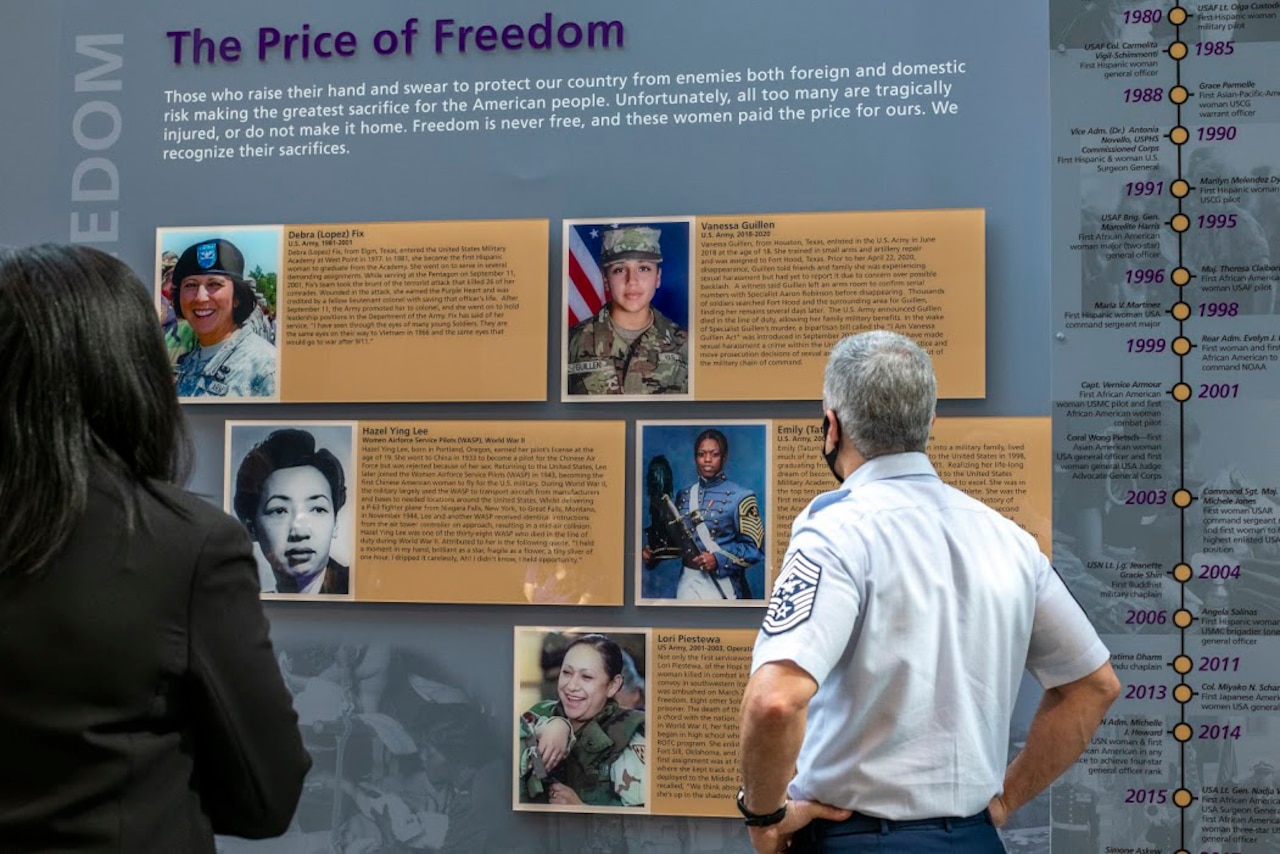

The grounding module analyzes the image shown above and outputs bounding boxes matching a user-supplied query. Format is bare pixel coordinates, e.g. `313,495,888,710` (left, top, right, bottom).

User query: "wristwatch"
736,787,788,827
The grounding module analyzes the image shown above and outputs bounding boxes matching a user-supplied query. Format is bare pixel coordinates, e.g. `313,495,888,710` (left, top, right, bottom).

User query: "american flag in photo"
566,224,608,327
763,551,822,635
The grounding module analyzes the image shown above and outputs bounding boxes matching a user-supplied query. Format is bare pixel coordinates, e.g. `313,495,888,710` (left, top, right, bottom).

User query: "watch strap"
736,787,788,827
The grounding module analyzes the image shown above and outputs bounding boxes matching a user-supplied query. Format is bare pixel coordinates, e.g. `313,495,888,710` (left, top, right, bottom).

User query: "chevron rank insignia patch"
762,550,821,635
739,494,764,548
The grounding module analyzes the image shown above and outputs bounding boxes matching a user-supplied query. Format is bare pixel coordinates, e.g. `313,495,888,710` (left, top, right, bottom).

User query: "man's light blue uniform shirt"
752,452,1109,820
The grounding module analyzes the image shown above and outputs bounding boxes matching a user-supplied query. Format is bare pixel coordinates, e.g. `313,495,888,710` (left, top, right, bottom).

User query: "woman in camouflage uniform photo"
566,224,689,396
519,633,646,808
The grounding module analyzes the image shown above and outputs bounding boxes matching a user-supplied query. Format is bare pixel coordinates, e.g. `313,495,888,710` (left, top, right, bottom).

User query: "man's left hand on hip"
747,799,852,854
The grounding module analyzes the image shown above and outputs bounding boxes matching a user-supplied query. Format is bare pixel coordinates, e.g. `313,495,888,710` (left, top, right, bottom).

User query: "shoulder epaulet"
806,488,849,517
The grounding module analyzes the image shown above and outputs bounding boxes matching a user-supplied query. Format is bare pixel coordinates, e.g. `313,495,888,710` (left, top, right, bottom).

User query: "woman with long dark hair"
0,244,310,851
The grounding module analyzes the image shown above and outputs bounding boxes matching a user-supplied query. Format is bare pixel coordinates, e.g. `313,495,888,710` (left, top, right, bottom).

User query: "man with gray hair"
737,331,1119,853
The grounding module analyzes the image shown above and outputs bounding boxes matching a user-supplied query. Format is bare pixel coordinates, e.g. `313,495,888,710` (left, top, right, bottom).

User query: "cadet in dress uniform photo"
641,424,766,602
566,224,689,396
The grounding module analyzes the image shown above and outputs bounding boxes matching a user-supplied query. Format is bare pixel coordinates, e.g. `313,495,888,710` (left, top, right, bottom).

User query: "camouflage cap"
161,250,179,272
600,226,662,266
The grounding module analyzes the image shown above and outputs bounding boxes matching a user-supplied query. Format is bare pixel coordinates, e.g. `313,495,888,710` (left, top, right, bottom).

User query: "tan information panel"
358,420,624,603
649,629,756,817
280,219,548,401
696,209,985,400
928,417,1051,554
771,416,1052,568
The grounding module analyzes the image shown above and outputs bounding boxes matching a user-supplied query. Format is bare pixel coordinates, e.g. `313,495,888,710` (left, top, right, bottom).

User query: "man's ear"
823,409,841,448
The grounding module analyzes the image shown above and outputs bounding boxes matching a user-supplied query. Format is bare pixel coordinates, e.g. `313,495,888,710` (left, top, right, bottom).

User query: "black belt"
808,808,993,838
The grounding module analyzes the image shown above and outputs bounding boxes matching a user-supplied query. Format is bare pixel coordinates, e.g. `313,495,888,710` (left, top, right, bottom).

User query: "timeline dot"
1170,126,1190,145
1172,383,1192,402
1171,213,1190,232
1172,301,1191,321
1172,267,1192,286
1173,655,1193,674
1173,563,1193,583
1172,337,1192,355
1173,789,1194,808
1169,86,1190,105
1171,179,1190,198
1173,723,1193,742
1173,609,1193,628
1169,41,1188,60
1169,6,1189,25
1174,685,1194,703
1173,489,1193,508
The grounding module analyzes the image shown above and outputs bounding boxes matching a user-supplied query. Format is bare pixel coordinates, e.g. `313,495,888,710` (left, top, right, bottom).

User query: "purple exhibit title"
165,15,624,64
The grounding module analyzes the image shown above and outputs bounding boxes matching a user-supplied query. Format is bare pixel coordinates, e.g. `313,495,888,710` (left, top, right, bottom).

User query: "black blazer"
0,474,311,852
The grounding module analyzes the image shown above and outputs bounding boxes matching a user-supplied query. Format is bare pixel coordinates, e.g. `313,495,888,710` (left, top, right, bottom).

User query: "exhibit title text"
164,15,624,64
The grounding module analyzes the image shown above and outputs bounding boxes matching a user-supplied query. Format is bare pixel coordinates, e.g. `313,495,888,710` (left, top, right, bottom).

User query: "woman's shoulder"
598,702,645,737
321,559,350,595
137,480,248,542
566,309,607,354
76,475,253,586
230,328,277,363
648,307,687,341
